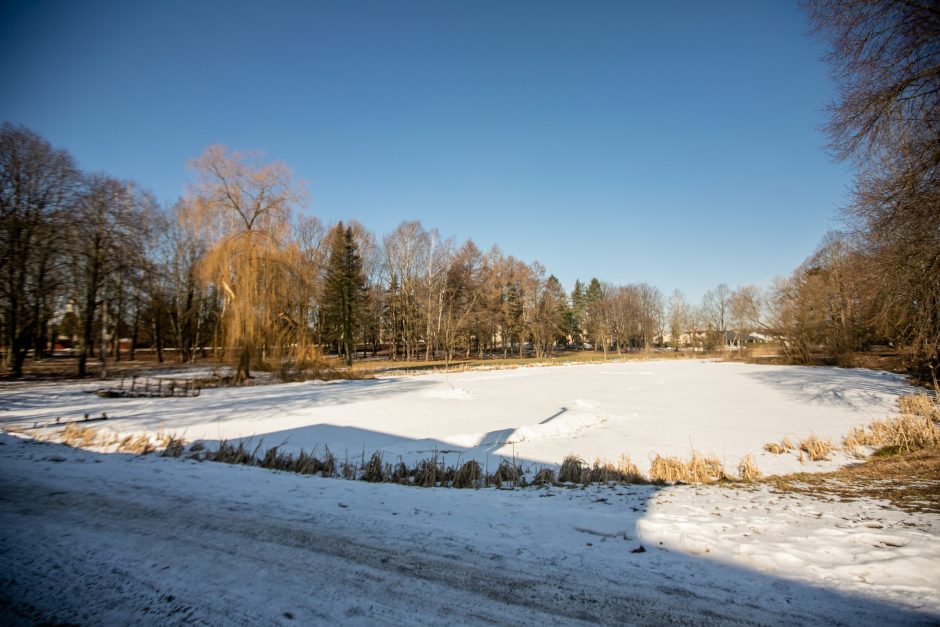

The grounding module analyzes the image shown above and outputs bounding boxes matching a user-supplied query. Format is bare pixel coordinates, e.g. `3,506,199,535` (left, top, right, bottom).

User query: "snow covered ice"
1,359,938,624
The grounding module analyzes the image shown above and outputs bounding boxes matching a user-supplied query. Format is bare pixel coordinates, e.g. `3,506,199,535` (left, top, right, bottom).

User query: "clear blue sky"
0,0,848,302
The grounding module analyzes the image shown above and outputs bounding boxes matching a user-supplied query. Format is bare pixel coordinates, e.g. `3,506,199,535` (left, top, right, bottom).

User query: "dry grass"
207,439,263,465
61,423,99,448
558,454,584,483
763,437,795,455
616,454,646,484
453,460,483,488
118,434,156,455
648,452,725,484
649,455,687,483
586,456,647,484
737,455,761,482
798,434,834,461
532,467,556,485
688,453,725,483
765,445,940,513
160,434,186,457
489,460,525,488
361,451,385,482
898,394,940,422
842,394,940,456
413,458,441,487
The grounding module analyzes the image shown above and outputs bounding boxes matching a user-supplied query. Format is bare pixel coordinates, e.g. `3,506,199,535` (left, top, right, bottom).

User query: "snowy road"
2,435,936,625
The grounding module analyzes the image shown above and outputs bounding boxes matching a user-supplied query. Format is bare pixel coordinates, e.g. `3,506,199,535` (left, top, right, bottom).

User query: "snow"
1,359,938,623
0,360,914,476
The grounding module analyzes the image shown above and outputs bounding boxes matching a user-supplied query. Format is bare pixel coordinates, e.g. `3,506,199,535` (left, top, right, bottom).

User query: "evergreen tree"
323,223,365,366
585,277,604,351
569,279,586,344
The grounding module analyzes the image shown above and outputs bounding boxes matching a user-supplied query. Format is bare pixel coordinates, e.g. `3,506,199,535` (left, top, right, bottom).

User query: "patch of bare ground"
762,446,940,514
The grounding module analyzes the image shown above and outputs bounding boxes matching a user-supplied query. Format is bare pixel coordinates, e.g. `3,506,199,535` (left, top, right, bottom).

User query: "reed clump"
558,455,583,483
737,454,761,482
799,435,834,462
648,452,725,484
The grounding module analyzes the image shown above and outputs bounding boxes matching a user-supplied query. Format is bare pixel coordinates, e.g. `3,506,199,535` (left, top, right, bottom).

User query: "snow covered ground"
2,359,938,624
0,360,915,476
1,433,937,624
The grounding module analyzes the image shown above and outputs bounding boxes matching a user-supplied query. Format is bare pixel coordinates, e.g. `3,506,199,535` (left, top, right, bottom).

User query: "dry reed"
798,435,833,461
737,455,761,482
558,455,583,483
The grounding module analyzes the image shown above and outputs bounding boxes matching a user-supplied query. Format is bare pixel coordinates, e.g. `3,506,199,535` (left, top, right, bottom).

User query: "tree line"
1,128,775,380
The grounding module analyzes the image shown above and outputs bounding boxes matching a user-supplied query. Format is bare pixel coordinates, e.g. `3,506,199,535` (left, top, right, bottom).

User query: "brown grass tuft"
532,467,555,485
688,452,725,483
489,460,524,487
841,395,940,457
61,423,98,448
616,454,646,484
414,458,441,487
320,447,336,477
294,449,322,475
558,454,583,483
649,454,688,483
118,434,156,455
391,461,410,484
898,394,940,423
737,454,761,482
763,437,795,455
453,460,482,488
361,452,385,482
648,452,723,484
160,434,186,457
799,434,833,461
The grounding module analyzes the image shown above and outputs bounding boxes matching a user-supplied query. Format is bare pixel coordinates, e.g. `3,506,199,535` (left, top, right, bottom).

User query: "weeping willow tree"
189,145,310,382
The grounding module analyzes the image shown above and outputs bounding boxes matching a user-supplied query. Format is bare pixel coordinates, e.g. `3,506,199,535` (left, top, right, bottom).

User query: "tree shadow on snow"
742,366,911,409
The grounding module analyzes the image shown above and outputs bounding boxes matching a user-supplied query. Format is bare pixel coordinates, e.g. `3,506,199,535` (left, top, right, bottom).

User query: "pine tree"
323,223,365,366
569,279,586,344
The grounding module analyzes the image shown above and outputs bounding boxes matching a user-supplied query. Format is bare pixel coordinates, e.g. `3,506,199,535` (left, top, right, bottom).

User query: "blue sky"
0,0,848,302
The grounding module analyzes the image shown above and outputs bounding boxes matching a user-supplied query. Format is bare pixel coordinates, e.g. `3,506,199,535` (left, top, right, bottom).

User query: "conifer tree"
323,223,365,366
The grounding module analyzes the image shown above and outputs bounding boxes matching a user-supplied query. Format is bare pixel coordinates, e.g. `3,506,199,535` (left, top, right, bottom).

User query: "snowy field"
2,360,939,624
0,360,917,476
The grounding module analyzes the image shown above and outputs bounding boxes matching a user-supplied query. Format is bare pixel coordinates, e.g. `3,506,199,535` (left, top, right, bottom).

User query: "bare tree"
72,176,152,377
383,221,428,361
0,124,78,376
701,284,733,349
668,289,691,350
807,0,940,387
